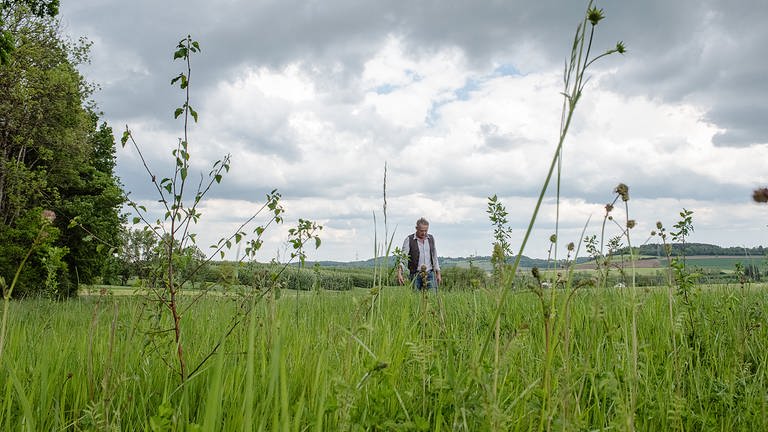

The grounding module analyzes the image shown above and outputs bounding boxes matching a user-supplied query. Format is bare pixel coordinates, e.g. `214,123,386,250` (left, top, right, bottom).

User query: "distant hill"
309,254,591,271
307,243,766,271
620,243,766,257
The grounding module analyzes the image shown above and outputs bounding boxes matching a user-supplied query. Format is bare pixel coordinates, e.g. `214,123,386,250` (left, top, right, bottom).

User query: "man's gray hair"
416,217,429,227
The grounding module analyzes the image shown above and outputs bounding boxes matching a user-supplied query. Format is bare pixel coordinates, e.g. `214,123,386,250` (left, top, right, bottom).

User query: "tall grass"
1,286,767,430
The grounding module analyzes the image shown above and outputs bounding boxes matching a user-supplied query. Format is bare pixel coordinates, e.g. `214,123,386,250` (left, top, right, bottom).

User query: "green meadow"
2,283,767,431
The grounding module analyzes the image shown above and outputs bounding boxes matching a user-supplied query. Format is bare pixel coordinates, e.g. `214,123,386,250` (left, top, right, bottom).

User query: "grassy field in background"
446,254,767,273
572,255,767,272
669,256,767,270
2,283,767,430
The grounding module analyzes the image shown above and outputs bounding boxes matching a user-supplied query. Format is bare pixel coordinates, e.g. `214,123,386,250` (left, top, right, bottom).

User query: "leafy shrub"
282,269,317,291
315,272,352,291
347,272,375,288
234,263,373,291
440,266,489,291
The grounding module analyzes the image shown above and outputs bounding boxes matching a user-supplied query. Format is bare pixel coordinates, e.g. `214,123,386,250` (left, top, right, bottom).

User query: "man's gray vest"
407,234,436,275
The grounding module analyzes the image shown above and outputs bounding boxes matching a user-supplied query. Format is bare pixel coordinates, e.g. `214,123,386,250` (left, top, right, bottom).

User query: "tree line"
1,1,123,298
621,243,766,258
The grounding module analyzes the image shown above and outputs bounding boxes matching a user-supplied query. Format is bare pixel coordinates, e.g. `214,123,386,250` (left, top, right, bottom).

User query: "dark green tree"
57,119,125,289
0,0,59,64
0,7,123,297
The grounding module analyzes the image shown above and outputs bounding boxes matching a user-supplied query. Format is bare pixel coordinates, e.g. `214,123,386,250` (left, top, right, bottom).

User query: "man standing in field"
397,217,442,292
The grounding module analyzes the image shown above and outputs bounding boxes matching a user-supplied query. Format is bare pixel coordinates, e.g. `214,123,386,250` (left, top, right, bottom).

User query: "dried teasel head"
605,203,614,213
627,220,636,229
567,242,575,252
614,183,630,202
531,267,541,281
753,188,768,203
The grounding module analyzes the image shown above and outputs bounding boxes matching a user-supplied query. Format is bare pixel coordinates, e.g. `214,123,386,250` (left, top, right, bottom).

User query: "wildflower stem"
0,223,48,362
624,200,638,431
479,3,625,429
480,91,578,361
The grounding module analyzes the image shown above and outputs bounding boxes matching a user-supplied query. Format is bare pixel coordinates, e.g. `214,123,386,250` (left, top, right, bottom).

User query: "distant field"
670,256,766,270
575,255,766,272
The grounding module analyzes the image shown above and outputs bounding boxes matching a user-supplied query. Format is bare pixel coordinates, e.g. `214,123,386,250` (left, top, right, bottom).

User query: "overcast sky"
58,0,768,262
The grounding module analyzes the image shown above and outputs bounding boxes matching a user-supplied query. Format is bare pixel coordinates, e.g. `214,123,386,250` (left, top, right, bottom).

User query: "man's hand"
397,270,404,285
436,271,442,285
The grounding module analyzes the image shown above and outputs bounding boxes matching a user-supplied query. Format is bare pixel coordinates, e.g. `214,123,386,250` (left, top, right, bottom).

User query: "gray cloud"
58,0,768,260
64,0,768,149
596,0,768,147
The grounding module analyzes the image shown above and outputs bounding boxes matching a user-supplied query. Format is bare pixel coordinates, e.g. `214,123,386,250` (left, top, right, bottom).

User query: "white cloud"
361,37,471,128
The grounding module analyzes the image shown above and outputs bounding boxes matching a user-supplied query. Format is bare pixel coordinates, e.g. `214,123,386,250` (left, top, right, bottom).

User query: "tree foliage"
624,243,766,258
0,7,123,297
0,0,59,64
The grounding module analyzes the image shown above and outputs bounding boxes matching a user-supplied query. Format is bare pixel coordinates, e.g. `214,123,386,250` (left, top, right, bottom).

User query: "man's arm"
396,235,410,285
432,235,442,284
